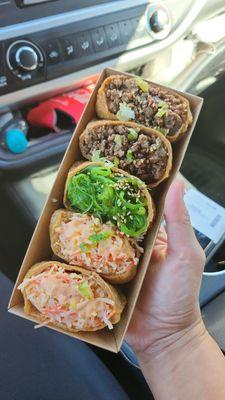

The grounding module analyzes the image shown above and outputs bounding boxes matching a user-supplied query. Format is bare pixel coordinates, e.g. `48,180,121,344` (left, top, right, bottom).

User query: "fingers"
151,223,167,262
164,180,199,258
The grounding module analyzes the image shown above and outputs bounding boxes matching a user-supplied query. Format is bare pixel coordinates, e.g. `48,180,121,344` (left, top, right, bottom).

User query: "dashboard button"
43,40,62,65
60,37,76,60
91,27,107,52
105,24,121,48
76,32,93,57
118,20,134,44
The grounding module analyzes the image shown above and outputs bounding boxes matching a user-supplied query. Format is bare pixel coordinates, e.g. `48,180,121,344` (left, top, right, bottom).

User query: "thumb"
164,180,197,257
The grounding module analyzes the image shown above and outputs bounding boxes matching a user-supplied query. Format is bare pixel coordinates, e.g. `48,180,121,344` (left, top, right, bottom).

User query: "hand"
126,180,206,359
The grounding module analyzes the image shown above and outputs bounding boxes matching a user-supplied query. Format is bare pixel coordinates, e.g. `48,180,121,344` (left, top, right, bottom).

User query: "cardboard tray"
8,68,203,353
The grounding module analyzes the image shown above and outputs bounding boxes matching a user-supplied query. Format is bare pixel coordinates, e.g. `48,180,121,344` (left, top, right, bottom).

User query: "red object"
27,77,98,132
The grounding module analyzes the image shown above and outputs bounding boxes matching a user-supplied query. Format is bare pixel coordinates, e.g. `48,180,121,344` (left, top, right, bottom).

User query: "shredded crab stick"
18,265,118,331
50,211,143,283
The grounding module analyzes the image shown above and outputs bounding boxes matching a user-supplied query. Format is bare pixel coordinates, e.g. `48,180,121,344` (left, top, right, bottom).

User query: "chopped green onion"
157,100,167,107
91,150,102,162
116,103,135,122
126,149,133,163
127,128,138,141
114,134,122,148
155,101,168,118
91,149,114,167
80,231,113,253
113,157,120,167
78,282,93,299
135,77,149,92
80,243,91,253
88,230,113,245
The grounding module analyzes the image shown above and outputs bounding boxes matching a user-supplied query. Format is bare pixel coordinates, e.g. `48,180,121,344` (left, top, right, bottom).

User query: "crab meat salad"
50,210,143,284
63,162,154,239
96,75,193,142
18,262,126,332
79,120,172,187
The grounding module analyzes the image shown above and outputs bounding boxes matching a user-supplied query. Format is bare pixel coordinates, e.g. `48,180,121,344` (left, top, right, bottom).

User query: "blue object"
5,128,28,154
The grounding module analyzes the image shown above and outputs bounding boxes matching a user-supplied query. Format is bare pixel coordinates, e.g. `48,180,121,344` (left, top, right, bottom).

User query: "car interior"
1,1,225,398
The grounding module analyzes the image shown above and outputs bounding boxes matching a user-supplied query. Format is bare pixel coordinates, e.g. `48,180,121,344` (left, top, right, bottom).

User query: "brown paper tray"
8,68,203,353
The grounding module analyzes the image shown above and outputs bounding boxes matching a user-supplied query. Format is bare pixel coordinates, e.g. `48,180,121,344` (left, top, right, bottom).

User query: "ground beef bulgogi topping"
106,77,188,137
81,124,169,183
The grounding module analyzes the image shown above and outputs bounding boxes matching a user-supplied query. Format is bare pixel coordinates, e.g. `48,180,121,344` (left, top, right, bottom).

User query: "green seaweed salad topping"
67,165,149,238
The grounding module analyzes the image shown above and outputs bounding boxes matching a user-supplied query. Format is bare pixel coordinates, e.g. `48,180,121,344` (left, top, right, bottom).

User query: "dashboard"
1,2,151,95
0,0,214,109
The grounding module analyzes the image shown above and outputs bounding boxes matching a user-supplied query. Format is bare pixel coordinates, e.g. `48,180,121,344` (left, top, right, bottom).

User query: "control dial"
146,4,171,40
15,46,38,72
6,40,44,79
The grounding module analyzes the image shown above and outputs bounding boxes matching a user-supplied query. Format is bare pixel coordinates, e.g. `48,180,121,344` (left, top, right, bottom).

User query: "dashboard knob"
15,46,38,71
6,40,44,78
146,4,171,40
149,9,169,33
